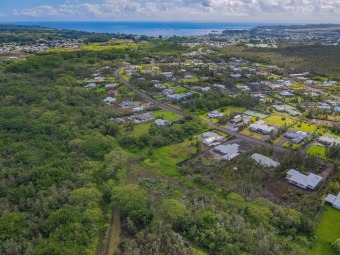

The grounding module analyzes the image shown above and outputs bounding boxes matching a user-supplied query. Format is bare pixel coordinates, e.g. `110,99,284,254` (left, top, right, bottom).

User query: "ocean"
12,21,265,36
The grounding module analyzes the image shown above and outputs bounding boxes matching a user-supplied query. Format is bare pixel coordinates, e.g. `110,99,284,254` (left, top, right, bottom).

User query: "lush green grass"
179,77,199,83
172,86,187,93
282,141,302,150
144,138,203,177
240,128,263,139
152,94,165,100
293,123,319,133
122,123,151,137
307,145,327,159
311,206,340,255
83,42,138,51
153,110,181,122
264,113,295,127
219,106,245,115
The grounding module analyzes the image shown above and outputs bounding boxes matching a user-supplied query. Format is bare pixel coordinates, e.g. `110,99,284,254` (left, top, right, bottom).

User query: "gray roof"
215,144,240,160
325,193,340,208
251,153,280,168
286,169,323,189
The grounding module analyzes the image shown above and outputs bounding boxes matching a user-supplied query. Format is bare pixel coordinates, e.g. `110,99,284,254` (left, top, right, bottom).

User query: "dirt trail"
105,208,121,255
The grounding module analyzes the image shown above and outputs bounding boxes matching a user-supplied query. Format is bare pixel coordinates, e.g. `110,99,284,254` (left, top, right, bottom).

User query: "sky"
0,0,339,23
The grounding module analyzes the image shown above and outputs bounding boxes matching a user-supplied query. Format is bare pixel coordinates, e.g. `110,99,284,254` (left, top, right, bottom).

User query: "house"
207,111,224,119
119,100,135,108
154,119,172,128
105,83,119,88
95,77,106,83
230,73,242,78
250,153,280,168
230,115,250,126
201,87,211,93
162,89,174,95
286,169,323,190
134,112,154,123
272,104,300,116
107,90,119,96
214,144,240,160
111,118,125,124
279,91,294,97
202,132,223,146
103,97,116,104
184,74,194,79
284,131,309,144
317,135,340,146
249,120,276,135
325,193,340,209
167,92,192,101
84,83,96,88
161,72,173,78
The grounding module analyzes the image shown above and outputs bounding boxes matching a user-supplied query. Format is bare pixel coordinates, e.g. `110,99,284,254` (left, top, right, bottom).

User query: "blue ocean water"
12,21,266,36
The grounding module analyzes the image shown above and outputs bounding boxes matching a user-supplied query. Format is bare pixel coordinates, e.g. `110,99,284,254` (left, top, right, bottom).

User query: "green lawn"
240,127,263,140
122,123,151,137
179,77,199,83
307,145,327,159
172,86,187,93
282,141,301,150
311,206,340,255
219,106,245,115
153,110,181,121
264,113,295,127
293,123,319,133
144,138,203,177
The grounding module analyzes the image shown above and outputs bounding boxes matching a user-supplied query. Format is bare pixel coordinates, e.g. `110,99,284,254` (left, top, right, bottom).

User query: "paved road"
114,69,287,152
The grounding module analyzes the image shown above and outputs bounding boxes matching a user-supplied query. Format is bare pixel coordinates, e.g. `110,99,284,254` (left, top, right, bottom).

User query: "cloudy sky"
0,0,339,23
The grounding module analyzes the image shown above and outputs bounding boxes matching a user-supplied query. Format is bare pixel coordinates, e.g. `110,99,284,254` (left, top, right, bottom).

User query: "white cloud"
12,0,340,21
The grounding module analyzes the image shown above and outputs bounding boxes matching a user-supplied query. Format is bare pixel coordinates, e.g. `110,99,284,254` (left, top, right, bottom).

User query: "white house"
202,132,223,146
249,120,276,135
103,97,116,104
286,169,323,190
325,193,340,209
154,119,172,128
214,144,240,160
207,111,224,119
251,153,280,168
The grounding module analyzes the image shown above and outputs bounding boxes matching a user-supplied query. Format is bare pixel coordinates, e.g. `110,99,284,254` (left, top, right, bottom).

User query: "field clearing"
122,123,151,137
307,145,327,159
153,110,181,121
179,77,200,83
293,123,319,132
240,127,263,139
219,106,246,115
265,113,295,127
83,42,138,51
311,206,340,255
172,86,188,93
144,138,203,177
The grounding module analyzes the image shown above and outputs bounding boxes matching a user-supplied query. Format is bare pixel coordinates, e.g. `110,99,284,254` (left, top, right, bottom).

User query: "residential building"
317,135,340,146
103,97,116,104
134,112,154,123
250,153,280,168
214,144,240,160
286,169,323,190
119,100,135,108
207,110,224,118
202,132,223,146
279,91,294,97
249,120,276,135
325,193,340,209
154,119,172,128
284,131,309,144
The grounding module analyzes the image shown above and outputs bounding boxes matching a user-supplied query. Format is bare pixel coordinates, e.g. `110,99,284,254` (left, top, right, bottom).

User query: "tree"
160,199,188,228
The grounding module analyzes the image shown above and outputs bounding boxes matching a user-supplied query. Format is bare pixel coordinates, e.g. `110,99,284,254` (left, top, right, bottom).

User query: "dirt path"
105,208,121,255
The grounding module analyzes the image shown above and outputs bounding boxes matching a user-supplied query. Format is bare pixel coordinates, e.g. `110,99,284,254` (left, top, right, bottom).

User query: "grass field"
240,127,263,139
179,77,199,83
122,123,151,137
307,145,327,159
172,86,188,93
282,141,301,150
153,110,181,121
311,206,340,255
264,113,295,127
83,42,138,51
144,138,203,177
293,123,319,133
219,106,245,115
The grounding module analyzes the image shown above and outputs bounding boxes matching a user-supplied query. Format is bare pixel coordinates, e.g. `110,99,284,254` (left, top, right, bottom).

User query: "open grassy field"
293,123,319,133
179,77,200,83
307,145,327,160
83,41,139,51
172,86,188,93
153,110,181,121
264,113,295,127
311,206,340,255
240,127,263,139
144,138,203,177
219,106,246,115
122,123,151,137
